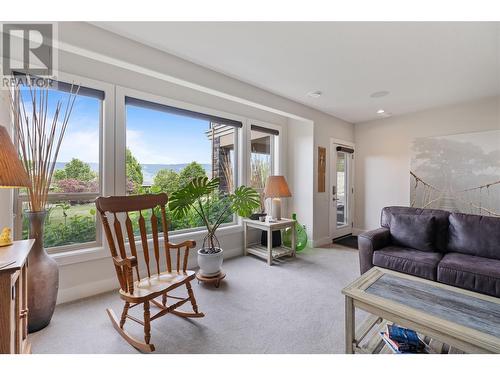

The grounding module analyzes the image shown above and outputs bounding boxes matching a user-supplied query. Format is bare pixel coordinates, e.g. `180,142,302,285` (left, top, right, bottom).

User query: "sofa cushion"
437,252,500,298
381,206,450,252
448,213,500,260
389,213,435,252
373,246,443,280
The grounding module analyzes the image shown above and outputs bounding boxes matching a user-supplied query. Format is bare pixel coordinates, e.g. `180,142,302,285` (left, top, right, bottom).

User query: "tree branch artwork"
410,131,500,216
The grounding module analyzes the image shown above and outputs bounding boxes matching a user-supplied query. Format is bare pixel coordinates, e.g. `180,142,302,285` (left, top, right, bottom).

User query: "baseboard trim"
311,236,331,248
352,228,367,236
57,276,117,305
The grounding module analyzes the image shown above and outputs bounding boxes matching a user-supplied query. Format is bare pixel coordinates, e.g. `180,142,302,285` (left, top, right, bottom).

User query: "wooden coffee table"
342,267,500,354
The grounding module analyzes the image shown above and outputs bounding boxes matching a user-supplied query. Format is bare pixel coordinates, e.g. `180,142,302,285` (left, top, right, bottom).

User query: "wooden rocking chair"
95,193,204,352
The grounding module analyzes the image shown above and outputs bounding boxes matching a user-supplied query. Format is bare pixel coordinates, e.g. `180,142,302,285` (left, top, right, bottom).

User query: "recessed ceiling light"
307,90,322,98
376,109,392,118
370,90,390,98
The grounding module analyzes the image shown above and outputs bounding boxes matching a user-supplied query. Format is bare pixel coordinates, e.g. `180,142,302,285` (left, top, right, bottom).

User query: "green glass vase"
283,213,308,252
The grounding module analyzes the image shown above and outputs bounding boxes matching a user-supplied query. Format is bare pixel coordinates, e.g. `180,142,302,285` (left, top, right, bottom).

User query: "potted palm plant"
168,176,260,276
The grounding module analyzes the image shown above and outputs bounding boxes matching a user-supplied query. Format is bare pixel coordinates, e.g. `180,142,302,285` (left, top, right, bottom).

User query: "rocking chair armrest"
167,240,197,250
112,256,138,268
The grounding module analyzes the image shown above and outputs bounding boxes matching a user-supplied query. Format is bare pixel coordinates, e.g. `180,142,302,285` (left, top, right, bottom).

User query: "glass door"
330,142,354,239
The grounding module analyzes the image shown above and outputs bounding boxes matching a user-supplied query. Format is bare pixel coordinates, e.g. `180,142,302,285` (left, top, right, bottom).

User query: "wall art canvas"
410,130,500,216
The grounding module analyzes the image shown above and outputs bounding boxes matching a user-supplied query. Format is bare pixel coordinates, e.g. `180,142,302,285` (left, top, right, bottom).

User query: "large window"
11,80,283,253
125,96,239,232
15,81,104,251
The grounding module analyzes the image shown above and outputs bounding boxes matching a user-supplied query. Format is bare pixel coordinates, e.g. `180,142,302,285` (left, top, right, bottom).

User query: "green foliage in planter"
168,177,260,253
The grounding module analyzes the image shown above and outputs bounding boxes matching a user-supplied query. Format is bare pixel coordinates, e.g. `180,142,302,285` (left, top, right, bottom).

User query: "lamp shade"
0,125,30,188
264,176,292,198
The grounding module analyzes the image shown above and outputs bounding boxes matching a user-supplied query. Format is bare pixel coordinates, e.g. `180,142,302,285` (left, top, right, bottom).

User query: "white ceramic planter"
197,248,224,276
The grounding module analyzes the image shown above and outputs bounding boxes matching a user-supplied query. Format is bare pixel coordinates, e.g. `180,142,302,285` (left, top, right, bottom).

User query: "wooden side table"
243,218,296,266
0,239,35,354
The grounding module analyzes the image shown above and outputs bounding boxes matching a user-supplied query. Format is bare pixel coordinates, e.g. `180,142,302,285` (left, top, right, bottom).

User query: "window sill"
49,223,244,266
168,223,242,242
51,245,108,266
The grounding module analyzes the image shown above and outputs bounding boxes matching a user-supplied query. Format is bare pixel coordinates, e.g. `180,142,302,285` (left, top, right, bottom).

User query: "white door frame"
329,138,355,240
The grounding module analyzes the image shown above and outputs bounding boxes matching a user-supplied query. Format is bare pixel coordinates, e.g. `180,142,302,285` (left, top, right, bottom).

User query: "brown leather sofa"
358,206,500,298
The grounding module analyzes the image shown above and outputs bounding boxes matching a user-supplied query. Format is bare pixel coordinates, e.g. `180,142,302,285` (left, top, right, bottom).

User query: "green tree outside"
53,158,97,182
53,169,67,182
126,148,143,193
179,161,207,188
152,169,180,195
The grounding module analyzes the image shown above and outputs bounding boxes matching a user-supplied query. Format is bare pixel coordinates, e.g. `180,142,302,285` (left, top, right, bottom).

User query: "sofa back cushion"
381,206,450,252
448,213,500,260
389,213,436,252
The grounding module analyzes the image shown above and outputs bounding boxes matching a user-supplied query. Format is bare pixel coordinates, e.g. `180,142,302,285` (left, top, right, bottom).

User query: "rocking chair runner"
95,193,204,352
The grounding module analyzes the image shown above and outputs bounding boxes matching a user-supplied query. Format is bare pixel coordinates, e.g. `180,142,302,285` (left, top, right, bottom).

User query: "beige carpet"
30,245,365,354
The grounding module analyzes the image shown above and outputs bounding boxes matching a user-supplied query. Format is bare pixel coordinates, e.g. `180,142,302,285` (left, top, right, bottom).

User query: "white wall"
286,118,314,240
354,95,500,230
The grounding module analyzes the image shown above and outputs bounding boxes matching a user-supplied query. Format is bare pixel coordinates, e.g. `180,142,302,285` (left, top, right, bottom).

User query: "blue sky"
20,88,101,163
21,88,212,165
126,105,211,164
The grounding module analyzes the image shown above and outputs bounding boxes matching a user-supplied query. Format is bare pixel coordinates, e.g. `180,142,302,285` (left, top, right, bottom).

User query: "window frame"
116,86,245,234
13,71,114,254
248,119,282,181
247,120,283,215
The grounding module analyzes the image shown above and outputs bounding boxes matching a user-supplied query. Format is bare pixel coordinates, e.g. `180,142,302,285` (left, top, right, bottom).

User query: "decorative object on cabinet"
0,228,13,247
8,80,80,332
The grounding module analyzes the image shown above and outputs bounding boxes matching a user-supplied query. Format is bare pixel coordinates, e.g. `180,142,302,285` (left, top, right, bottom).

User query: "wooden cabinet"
0,239,34,354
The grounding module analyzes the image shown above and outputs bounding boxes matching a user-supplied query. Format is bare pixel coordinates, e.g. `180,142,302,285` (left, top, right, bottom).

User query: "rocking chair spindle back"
95,193,204,352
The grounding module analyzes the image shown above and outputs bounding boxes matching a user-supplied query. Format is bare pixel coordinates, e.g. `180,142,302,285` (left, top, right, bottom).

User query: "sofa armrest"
358,227,391,274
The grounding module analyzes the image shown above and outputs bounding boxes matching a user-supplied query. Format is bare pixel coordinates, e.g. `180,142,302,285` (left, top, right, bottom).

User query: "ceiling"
93,22,500,123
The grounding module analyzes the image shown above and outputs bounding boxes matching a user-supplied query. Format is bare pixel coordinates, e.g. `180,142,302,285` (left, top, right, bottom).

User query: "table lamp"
0,125,30,246
264,175,292,221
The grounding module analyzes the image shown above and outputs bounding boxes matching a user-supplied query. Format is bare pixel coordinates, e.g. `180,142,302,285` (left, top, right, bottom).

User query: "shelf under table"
246,244,294,260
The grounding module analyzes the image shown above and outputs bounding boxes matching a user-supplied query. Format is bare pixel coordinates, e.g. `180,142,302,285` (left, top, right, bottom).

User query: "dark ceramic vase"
25,210,59,333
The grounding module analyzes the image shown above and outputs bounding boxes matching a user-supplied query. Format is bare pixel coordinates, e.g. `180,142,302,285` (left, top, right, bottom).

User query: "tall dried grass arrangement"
220,152,234,193
8,80,80,212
